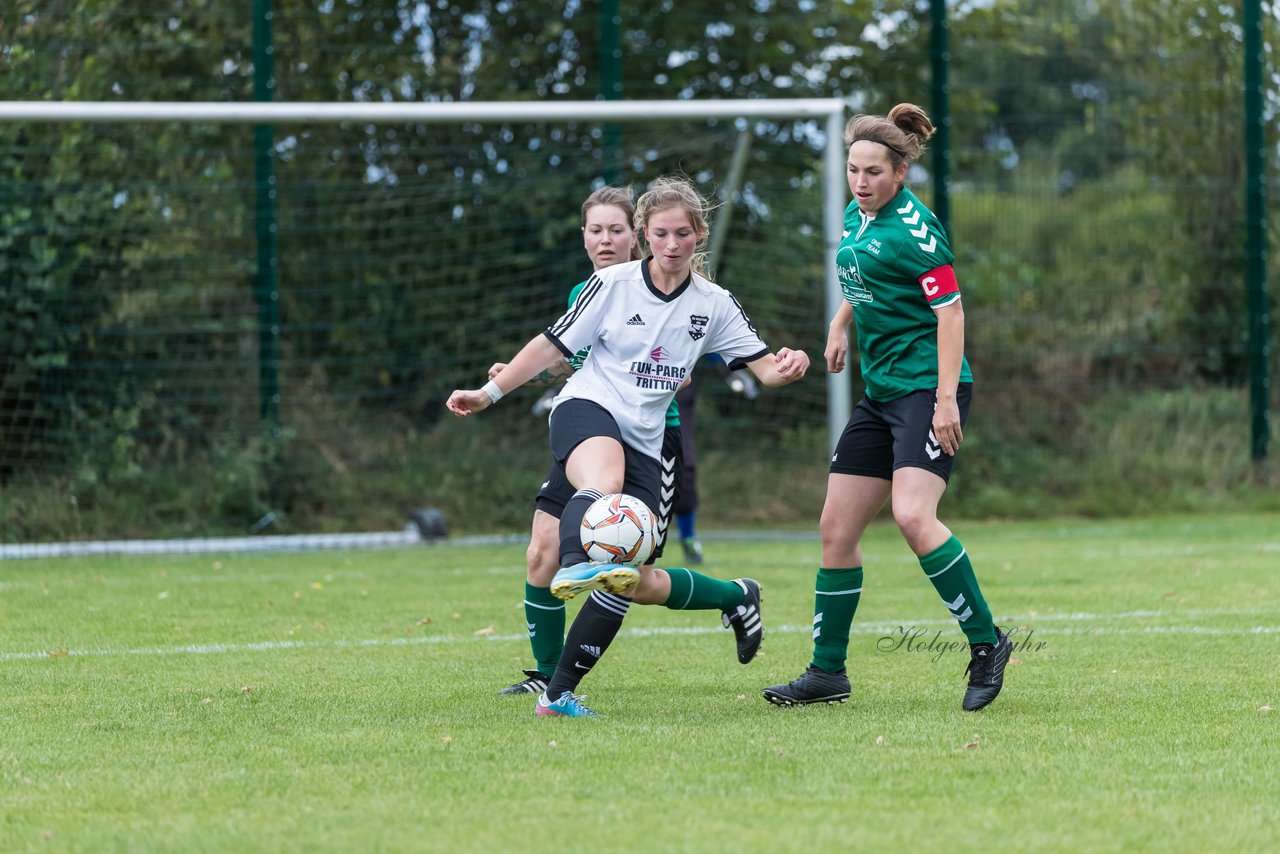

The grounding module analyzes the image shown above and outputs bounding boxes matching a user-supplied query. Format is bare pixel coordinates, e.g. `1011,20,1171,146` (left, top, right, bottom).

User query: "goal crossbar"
0,98,843,124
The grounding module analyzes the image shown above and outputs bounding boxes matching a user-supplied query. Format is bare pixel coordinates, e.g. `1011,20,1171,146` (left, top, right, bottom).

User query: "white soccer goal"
0,97,851,555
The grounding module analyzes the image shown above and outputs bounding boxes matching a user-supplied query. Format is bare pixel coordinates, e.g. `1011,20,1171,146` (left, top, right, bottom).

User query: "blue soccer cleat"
535,691,599,718
550,561,639,601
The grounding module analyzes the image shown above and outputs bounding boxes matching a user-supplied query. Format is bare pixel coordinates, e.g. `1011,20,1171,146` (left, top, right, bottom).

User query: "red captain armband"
918,265,959,303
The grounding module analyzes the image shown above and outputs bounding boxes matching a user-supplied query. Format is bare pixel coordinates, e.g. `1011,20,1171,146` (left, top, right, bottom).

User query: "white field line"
2,610,1277,662
0,564,522,591
0,531,531,560
3,532,1275,561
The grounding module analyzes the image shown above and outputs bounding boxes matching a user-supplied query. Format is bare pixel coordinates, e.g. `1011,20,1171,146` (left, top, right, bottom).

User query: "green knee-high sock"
663,567,745,611
811,567,863,673
524,582,566,676
919,536,998,645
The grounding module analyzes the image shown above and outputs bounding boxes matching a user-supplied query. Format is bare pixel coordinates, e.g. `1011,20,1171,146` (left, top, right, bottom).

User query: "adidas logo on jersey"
626,314,645,326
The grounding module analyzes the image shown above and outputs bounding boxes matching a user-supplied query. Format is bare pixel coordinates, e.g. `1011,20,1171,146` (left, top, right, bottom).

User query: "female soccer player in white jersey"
762,104,1012,712
447,176,810,717
493,187,761,698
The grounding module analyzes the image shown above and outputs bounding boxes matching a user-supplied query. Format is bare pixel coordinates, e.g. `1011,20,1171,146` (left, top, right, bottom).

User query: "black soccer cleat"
762,665,851,706
498,669,550,696
722,578,763,664
962,627,1012,711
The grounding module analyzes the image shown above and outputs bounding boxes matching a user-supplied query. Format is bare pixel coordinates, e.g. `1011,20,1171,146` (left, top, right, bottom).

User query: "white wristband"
481,380,504,404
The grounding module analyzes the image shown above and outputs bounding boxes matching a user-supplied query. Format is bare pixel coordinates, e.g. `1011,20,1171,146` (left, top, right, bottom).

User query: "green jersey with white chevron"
568,279,680,428
837,186,973,402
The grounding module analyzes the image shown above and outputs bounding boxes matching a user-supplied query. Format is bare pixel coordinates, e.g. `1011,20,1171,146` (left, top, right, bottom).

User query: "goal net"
0,99,847,544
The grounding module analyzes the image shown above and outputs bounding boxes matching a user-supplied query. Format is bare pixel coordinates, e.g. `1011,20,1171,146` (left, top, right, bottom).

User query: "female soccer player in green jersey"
763,103,1012,712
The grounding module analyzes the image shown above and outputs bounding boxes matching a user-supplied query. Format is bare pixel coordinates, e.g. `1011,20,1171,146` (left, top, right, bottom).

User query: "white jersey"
545,258,770,460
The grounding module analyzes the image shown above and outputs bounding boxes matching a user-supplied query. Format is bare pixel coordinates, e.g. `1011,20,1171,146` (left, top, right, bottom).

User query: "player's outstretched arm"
447,335,564,417
489,357,572,386
744,347,810,388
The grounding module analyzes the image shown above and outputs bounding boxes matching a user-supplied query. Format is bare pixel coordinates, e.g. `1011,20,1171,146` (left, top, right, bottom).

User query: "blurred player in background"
671,355,758,565
763,104,1011,712
449,176,810,717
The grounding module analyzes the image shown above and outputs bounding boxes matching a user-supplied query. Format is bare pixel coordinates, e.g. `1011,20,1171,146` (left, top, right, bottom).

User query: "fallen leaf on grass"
1009,657,1024,666
46,648,68,658
441,735,453,744
735,694,747,701
962,734,982,750
419,616,432,625
241,685,254,693
474,625,496,636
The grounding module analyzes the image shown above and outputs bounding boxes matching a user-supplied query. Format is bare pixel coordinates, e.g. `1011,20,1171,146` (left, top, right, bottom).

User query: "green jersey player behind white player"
763,103,1012,712
448,176,811,717
490,187,754,699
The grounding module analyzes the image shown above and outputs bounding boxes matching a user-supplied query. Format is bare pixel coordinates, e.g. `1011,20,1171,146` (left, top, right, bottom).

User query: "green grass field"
2,513,1278,851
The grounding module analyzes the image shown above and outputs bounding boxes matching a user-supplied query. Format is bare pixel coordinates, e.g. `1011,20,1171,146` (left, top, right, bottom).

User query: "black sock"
559,487,603,565
543,590,630,700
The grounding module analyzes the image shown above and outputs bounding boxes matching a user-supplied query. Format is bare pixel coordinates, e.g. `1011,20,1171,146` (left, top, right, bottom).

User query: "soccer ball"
580,493,656,567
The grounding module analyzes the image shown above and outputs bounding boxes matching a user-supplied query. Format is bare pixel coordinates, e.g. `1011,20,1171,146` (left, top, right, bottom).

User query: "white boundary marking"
2,608,1276,662
0,530,532,559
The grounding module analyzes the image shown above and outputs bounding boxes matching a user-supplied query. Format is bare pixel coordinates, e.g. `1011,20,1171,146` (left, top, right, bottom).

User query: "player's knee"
891,505,936,550
819,510,854,552
629,566,666,605
525,537,559,585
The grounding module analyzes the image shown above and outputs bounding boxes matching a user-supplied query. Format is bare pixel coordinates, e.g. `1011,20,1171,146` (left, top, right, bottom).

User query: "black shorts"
535,398,679,562
829,384,973,483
